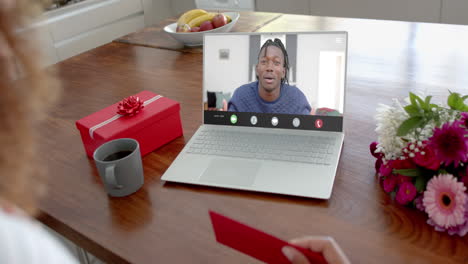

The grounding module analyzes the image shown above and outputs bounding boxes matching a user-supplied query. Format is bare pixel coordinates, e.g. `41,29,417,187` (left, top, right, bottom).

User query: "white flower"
374,101,408,160
374,95,460,161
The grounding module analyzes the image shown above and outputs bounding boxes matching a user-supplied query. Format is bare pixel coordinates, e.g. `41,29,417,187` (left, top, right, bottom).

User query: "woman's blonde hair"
0,0,60,215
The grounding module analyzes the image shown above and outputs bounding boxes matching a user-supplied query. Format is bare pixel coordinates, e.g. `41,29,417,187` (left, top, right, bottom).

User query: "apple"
177,24,191,33
191,27,201,32
200,21,214,31
212,13,227,28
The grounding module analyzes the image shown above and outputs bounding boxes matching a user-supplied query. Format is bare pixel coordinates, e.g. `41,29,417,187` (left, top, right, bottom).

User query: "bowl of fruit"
164,9,240,46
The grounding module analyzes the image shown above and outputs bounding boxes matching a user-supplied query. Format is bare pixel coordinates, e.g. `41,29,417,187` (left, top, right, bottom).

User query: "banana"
226,14,232,23
177,9,207,27
187,13,216,28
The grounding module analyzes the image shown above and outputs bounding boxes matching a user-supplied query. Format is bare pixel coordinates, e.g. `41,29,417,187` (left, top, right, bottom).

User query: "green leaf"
404,105,421,117
438,168,448,175
415,96,425,108
422,96,432,111
415,175,428,192
393,168,424,177
396,116,424,137
424,95,432,105
408,93,425,110
447,92,468,111
429,104,438,110
409,92,418,106
448,92,459,109
434,112,441,127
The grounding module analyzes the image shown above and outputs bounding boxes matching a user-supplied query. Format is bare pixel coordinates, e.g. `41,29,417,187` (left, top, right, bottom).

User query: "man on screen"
228,38,311,115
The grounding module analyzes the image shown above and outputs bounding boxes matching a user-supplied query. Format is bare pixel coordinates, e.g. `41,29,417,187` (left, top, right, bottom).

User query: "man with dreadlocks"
228,38,311,115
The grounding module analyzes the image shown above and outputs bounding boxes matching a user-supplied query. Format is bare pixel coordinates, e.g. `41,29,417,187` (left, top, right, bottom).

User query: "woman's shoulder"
0,211,78,264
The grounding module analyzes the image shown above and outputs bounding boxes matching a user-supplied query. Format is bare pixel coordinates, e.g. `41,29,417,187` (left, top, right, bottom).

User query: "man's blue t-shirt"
228,81,311,115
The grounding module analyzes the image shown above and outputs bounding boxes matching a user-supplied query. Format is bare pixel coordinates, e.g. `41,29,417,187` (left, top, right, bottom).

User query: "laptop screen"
203,32,347,132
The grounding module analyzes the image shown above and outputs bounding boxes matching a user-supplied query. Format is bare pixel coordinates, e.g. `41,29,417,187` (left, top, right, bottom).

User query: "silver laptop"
162,31,347,199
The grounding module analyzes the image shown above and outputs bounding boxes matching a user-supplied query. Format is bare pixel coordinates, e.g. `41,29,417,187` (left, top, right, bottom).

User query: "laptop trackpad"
199,158,260,187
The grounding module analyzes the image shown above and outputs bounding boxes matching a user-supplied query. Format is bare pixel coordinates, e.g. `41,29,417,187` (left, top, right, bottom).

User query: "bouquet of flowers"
370,92,468,236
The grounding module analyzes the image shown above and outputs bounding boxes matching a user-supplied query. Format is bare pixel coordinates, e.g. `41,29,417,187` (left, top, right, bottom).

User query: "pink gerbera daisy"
427,202,468,236
423,174,467,228
414,195,425,211
428,121,468,167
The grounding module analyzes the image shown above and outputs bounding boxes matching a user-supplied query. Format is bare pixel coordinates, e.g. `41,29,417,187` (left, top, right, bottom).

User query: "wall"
255,0,442,24
168,0,468,25
256,0,309,15
142,0,172,25
203,34,250,102
441,0,468,25
171,0,196,16
308,0,440,23
296,33,346,112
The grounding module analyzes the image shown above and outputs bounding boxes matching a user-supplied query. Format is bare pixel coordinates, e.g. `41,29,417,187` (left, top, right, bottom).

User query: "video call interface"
203,32,347,131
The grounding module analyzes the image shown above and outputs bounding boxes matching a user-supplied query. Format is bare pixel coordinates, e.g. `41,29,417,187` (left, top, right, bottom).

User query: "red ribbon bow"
117,96,144,116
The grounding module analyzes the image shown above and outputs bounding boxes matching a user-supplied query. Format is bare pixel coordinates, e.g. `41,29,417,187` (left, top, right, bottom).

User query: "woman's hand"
282,236,350,264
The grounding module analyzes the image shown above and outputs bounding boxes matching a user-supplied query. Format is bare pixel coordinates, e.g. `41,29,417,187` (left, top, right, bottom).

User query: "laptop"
161,31,347,199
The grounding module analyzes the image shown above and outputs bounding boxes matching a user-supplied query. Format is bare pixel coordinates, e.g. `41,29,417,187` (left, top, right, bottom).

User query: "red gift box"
76,91,183,157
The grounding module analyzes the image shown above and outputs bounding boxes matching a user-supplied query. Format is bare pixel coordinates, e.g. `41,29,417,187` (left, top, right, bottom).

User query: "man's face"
256,46,285,93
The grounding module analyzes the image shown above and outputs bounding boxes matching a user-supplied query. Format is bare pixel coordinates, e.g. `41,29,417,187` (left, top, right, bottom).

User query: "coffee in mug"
103,151,133,162
93,138,144,197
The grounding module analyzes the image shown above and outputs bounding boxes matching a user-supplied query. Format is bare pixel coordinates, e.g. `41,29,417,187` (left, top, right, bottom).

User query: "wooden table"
115,11,282,53
38,12,468,264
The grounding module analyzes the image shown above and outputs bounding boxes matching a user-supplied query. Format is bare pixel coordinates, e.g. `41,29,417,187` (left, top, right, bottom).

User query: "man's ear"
255,63,259,80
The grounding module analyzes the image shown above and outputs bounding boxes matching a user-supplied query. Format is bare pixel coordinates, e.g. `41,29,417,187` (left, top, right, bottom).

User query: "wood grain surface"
36,12,468,264
114,12,282,53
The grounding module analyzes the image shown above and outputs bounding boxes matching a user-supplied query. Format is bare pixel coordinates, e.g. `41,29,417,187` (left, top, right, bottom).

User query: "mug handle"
105,164,123,189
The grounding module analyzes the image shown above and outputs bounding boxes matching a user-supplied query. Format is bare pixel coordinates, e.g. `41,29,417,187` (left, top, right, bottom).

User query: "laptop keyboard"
186,129,336,165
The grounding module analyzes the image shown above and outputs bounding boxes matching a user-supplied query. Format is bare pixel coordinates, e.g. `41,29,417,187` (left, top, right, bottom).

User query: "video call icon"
230,114,238,124
250,115,258,125
271,117,279,126
292,117,300,128
315,119,323,129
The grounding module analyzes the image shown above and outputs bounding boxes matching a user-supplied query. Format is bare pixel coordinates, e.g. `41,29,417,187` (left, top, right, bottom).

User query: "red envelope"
209,211,327,264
